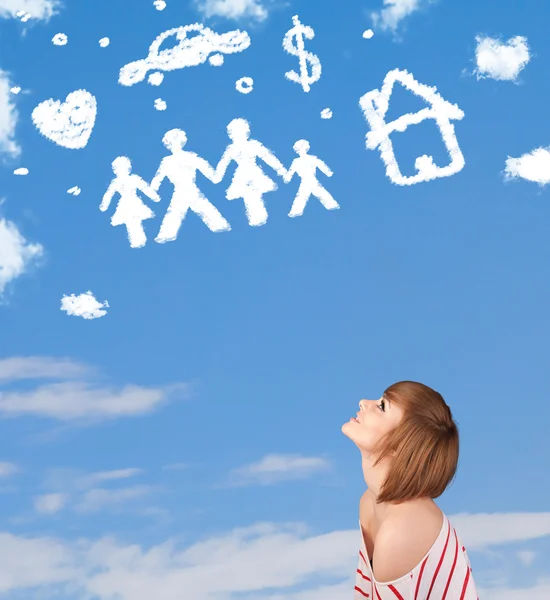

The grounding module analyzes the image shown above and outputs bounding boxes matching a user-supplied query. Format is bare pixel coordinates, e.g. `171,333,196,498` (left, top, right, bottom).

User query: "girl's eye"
378,399,386,412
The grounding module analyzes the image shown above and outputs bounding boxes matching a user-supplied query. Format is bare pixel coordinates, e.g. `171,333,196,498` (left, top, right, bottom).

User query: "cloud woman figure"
152,129,231,244
215,118,286,227
100,156,160,248
284,139,339,217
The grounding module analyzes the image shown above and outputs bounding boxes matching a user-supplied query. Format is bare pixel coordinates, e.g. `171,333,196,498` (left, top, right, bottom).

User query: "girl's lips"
351,417,359,423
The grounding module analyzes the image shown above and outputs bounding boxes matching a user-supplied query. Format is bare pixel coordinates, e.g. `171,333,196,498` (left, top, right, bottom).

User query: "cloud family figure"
100,118,339,248
100,157,160,249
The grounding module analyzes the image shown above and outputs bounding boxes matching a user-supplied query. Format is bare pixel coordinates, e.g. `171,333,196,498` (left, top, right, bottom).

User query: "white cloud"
0,512,545,598
371,0,433,33
162,462,191,471
474,35,531,81
0,215,43,299
0,0,61,21
0,532,77,593
0,4,63,157
224,453,332,487
480,579,550,600
194,0,269,21
504,147,550,186
77,468,143,488
0,356,189,421
0,462,19,477
74,485,157,514
450,512,550,548
0,70,20,158
0,381,182,421
34,468,153,515
0,356,89,382
34,493,68,514
60,290,109,320
517,550,536,567
42,467,143,493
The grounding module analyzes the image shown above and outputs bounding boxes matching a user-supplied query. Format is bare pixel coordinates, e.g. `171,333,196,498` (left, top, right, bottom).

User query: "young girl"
342,381,479,599
100,156,160,248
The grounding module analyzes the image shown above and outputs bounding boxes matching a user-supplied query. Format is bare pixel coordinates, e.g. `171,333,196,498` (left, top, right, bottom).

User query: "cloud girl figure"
100,156,160,248
214,118,287,227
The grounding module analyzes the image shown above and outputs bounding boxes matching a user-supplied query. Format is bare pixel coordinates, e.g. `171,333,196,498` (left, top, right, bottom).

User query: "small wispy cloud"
449,512,550,548
42,466,144,491
516,549,536,567
0,356,89,383
162,462,191,471
194,0,270,22
0,356,190,422
76,468,143,488
504,147,550,186
474,35,531,81
0,215,43,300
223,453,332,487
370,0,434,33
73,485,158,514
34,492,68,514
0,381,183,421
35,467,157,515
0,462,19,477
0,0,62,21
0,70,20,158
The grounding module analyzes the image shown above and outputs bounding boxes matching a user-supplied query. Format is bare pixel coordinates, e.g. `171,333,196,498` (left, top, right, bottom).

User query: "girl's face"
113,157,131,176
228,119,250,142
341,395,404,454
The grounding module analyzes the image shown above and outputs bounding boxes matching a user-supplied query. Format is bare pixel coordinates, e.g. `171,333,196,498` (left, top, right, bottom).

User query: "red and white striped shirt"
354,513,479,600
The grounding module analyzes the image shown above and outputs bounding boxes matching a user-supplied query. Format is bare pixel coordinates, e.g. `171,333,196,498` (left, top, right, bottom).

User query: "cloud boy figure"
100,156,160,248
283,139,339,218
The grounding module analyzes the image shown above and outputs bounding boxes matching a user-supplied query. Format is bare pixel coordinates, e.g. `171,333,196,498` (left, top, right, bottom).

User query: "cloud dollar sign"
283,15,321,93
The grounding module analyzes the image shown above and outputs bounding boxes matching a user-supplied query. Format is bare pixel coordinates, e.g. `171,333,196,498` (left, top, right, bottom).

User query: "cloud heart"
31,89,97,149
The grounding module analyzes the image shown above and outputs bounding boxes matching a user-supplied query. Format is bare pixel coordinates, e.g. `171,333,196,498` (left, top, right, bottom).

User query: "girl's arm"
213,148,233,183
257,143,286,178
137,178,160,202
100,182,117,211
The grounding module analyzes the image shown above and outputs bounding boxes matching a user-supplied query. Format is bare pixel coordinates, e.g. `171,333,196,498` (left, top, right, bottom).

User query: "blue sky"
0,0,549,597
